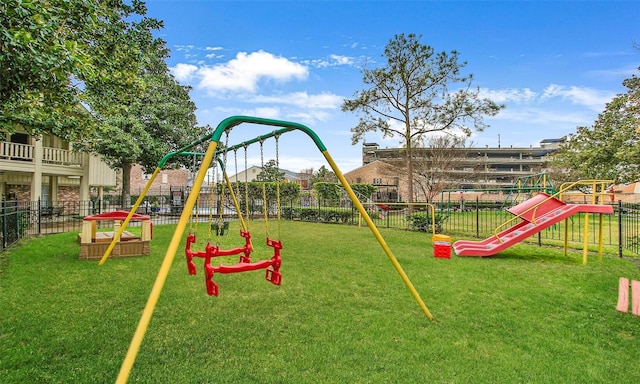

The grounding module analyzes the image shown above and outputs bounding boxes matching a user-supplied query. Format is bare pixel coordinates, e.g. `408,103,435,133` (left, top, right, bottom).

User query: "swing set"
184,136,283,296
98,116,434,384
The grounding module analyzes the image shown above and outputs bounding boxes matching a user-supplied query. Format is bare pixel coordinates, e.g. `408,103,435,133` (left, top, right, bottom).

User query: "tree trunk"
121,162,132,209
406,122,414,213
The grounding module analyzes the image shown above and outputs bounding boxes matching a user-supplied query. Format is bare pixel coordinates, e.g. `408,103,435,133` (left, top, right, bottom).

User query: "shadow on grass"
491,245,584,265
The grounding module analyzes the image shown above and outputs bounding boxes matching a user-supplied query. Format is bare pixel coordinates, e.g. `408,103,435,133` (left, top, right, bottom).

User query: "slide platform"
453,193,614,257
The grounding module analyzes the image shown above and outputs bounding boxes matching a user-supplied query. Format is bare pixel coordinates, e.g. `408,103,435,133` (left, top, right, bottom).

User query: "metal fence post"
475,196,479,238
37,198,42,235
618,200,623,258
1,200,6,250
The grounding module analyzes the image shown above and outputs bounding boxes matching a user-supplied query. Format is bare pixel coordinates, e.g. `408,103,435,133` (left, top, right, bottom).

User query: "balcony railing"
0,142,33,161
0,141,83,166
43,147,83,166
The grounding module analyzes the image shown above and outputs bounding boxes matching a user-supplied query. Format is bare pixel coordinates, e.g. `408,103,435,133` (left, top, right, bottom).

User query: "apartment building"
0,130,116,206
348,138,564,201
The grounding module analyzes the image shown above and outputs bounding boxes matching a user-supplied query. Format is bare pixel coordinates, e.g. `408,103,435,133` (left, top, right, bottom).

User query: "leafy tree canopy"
313,182,341,202
256,159,285,182
0,0,159,140
551,67,640,183
309,165,338,186
342,33,503,145
82,26,206,204
350,183,377,202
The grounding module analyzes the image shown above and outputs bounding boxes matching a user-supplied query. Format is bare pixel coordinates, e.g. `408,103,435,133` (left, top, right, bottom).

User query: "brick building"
126,164,190,196
343,161,401,202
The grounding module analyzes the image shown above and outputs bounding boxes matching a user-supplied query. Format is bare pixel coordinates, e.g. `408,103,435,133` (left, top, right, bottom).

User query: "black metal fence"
1,197,639,256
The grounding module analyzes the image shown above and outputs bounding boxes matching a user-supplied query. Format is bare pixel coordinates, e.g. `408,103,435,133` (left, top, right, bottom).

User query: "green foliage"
311,182,375,206
551,67,640,183
231,181,300,215
281,206,355,223
0,0,159,139
309,165,337,186
256,159,285,182
80,7,204,203
313,182,341,202
350,183,377,201
406,212,446,233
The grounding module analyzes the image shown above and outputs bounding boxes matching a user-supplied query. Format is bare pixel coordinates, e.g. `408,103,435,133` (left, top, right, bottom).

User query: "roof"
540,137,566,143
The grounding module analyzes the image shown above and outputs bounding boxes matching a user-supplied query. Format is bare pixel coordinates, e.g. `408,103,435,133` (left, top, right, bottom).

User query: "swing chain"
233,148,241,201
274,134,281,239
215,131,231,243
243,144,250,223
206,168,215,242
259,139,270,238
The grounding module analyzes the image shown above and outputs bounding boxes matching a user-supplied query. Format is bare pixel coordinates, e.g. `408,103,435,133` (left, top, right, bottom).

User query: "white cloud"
170,63,198,82
195,50,308,94
174,44,195,52
541,84,614,111
303,54,356,68
250,107,281,119
329,54,354,65
480,84,615,112
479,88,538,103
288,110,333,124
490,107,594,125
249,92,343,109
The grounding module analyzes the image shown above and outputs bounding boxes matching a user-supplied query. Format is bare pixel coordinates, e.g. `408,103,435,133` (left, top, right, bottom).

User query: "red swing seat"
185,230,253,275
205,237,282,297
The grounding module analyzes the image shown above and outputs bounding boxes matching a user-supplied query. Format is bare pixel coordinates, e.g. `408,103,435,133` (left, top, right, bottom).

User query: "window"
373,178,382,185
10,133,29,144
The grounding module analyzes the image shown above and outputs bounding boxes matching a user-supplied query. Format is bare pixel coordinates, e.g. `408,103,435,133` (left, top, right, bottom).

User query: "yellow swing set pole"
98,167,161,266
322,150,434,321
115,140,218,384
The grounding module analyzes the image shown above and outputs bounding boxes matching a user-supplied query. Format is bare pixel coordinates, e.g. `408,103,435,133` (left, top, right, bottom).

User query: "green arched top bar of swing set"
114,115,433,383
156,116,327,169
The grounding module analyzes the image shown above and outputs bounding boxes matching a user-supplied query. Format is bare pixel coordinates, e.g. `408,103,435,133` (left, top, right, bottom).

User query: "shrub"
407,212,445,233
282,206,355,224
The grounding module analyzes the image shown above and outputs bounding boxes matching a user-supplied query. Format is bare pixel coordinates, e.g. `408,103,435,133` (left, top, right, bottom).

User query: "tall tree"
309,165,338,186
385,134,472,202
342,33,503,204
551,67,640,183
0,0,153,139
84,36,205,205
256,159,285,182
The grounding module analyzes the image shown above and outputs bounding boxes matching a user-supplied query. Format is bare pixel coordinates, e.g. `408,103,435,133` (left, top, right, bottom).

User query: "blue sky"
144,0,640,173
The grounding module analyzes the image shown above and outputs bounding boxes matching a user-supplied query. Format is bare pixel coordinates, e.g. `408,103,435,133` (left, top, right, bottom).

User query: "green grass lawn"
1,221,639,383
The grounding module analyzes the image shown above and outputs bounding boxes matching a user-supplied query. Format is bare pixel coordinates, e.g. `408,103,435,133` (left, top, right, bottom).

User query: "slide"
453,193,614,257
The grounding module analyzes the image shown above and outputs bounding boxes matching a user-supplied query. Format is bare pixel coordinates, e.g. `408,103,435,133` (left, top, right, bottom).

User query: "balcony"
42,147,84,166
1,141,33,161
0,141,84,174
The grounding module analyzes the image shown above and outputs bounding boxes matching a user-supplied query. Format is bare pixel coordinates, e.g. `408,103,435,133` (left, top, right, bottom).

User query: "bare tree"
384,134,473,202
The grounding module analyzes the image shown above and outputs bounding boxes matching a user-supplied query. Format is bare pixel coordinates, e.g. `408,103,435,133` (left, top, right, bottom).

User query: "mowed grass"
1,221,640,383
